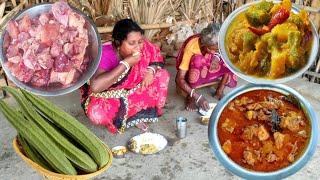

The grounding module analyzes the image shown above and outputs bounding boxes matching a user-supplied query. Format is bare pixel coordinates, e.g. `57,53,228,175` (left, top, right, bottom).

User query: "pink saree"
176,34,237,89
81,40,170,134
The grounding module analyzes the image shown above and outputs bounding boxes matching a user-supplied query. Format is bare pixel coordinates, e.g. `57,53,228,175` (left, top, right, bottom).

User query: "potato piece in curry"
225,0,313,79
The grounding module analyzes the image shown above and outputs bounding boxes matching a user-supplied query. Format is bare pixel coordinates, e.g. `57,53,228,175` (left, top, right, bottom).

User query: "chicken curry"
225,0,313,79
218,90,310,172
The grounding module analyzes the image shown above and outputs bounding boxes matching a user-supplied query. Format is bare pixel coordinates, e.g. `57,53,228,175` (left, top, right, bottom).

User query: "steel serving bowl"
218,0,319,84
208,83,319,179
0,3,101,96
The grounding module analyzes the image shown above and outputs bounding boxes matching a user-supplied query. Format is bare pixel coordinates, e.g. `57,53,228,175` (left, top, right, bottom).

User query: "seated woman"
81,19,170,134
175,23,237,111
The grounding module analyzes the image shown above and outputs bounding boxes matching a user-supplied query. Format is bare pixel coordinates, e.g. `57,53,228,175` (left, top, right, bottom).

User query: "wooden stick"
98,20,194,33
0,2,6,19
11,0,17,7
0,1,25,31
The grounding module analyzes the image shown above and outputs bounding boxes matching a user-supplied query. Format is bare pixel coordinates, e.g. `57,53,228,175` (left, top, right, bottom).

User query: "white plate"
128,132,167,155
199,103,217,116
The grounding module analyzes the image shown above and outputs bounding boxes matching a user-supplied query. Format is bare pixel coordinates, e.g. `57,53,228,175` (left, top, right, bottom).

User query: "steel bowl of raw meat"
0,1,101,96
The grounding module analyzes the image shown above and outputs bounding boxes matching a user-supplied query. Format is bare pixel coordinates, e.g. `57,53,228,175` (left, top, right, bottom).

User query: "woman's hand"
196,95,210,111
141,70,154,88
124,51,141,67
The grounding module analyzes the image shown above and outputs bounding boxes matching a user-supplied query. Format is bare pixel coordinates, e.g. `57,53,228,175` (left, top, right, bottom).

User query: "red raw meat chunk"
53,53,72,72
79,56,90,72
37,43,50,54
78,28,88,43
3,33,11,49
23,48,41,70
61,29,78,43
19,15,32,32
39,13,50,25
6,44,20,58
6,21,19,39
30,69,50,87
8,56,22,64
71,54,84,69
31,17,40,26
38,48,54,69
50,68,77,85
52,1,71,27
6,61,34,83
17,32,31,42
63,43,75,57
40,23,60,46
73,37,88,54
68,12,85,29
19,39,32,53
28,25,42,39
4,1,90,88
50,42,63,57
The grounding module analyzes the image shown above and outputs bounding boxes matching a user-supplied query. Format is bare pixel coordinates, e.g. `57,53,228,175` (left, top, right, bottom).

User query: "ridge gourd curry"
225,0,313,79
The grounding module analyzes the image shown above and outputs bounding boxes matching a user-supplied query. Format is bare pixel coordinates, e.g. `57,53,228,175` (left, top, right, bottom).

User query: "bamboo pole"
98,20,194,33
0,2,6,19
11,0,17,7
0,1,25,31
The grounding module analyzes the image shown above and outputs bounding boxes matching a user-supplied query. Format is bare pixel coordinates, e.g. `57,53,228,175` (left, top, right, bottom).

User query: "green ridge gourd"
3,86,98,173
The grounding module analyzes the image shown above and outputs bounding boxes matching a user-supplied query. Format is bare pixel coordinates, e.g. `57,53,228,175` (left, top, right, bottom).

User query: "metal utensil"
176,116,187,138
0,3,101,96
218,1,319,84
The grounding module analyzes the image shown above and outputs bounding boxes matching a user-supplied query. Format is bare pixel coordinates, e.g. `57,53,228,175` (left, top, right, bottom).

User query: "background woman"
81,19,170,134
175,23,237,112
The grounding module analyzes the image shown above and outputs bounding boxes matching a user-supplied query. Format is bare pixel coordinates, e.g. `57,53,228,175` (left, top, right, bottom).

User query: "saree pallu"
81,40,170,134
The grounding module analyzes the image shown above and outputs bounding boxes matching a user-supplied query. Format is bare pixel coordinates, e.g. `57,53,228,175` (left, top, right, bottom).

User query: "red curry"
218,90,310,172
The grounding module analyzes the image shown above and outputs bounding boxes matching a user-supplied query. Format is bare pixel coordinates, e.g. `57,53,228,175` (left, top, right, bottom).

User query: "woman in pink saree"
81,19,170,134
176,23,237,111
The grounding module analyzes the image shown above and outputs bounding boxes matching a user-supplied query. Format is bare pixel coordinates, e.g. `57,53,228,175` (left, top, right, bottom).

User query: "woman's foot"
135,122,149,132
186,96,197,111
214,89,224,100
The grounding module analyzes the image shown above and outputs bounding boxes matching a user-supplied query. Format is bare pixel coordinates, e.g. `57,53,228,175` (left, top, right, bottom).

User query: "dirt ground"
0,58,319,180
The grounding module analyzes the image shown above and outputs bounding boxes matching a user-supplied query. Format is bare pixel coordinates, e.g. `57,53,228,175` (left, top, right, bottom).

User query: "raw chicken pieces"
4,0,90,87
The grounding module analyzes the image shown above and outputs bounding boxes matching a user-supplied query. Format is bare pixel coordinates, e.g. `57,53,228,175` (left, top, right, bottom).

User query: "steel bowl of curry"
219,0,319,84
208,83,318,179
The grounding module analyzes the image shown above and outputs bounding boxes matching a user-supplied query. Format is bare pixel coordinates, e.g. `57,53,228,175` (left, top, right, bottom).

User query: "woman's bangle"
147,66,156,74
190,89,195,98
119,61,130,71
196,95,203,105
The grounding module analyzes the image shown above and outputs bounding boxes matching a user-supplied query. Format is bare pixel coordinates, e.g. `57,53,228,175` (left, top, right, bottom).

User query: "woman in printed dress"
81,19,170,134
175,23,237,111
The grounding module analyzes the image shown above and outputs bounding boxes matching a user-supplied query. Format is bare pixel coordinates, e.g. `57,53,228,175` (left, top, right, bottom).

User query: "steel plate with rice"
128,132,167,155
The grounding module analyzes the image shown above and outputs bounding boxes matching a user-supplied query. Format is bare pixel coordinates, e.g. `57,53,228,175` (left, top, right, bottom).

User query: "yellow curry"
226,0,313,79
